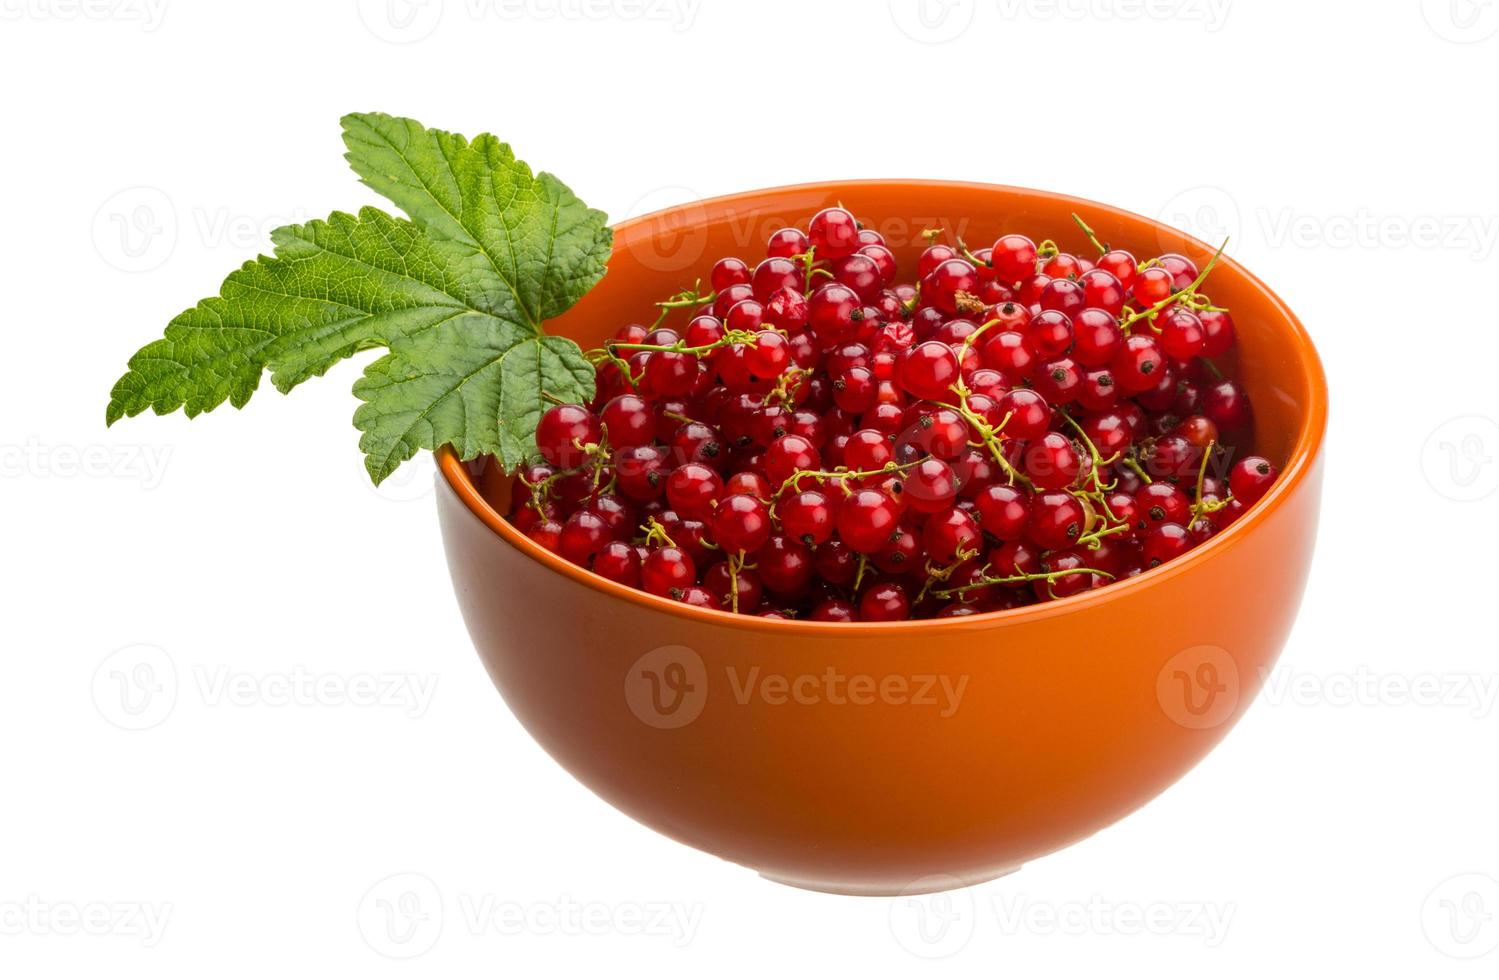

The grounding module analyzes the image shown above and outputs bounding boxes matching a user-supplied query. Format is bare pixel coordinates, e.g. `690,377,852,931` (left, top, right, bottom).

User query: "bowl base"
758,865,1023,897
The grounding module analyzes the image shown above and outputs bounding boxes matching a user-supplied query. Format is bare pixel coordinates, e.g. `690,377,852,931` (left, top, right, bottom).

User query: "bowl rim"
437,178,1328,635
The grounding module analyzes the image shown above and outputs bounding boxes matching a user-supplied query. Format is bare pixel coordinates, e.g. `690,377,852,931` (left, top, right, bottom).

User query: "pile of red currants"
509,207,1279,621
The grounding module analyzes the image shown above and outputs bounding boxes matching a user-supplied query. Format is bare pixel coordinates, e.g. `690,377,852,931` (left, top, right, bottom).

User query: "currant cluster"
508,207,1279,621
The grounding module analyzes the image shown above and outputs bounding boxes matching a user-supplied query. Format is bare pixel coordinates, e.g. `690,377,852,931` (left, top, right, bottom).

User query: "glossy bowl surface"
436,180,1327,895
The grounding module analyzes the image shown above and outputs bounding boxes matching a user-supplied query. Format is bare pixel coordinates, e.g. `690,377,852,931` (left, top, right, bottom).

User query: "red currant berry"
923,506,982,564
766,227,810,259
997,388,1051,441
665,462,723,521
1027,490,1085,550
898,341,961,401
904,458,958,514
837,488,902,553
808,207,860,259
1229,456,1278,505
1023,431,1082,490
600,394,656,449
710,256,752,291
762,434,820,486
859,581,911,622
535,404,601,468
593,540,641,587
1141,522,1191,568
991,234,1039,283
641,546,696,597
1111,334,1165,393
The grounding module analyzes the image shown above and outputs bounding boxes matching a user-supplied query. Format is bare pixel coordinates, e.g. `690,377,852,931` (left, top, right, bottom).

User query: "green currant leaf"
106,115,612,484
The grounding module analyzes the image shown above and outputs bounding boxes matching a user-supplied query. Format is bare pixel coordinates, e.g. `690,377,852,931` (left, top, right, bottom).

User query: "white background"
3,0,1498,975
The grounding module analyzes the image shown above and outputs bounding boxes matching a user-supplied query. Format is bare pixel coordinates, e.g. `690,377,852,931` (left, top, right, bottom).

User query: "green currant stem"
797,245,819,293
649,280,715,329
1070,213,1109,256
726,551,744,614
641,516,677,550
938,391,1033,490
1122,455,1153,485
932,565,1114,599
954,237,989,268
1119,238,1229,334
592,329,758,362
916,545,981,605
1076,522,1132,549
775,460,920,498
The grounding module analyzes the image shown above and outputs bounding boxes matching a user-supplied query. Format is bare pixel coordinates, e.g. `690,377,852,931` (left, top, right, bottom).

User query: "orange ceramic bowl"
436,180,1327,896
